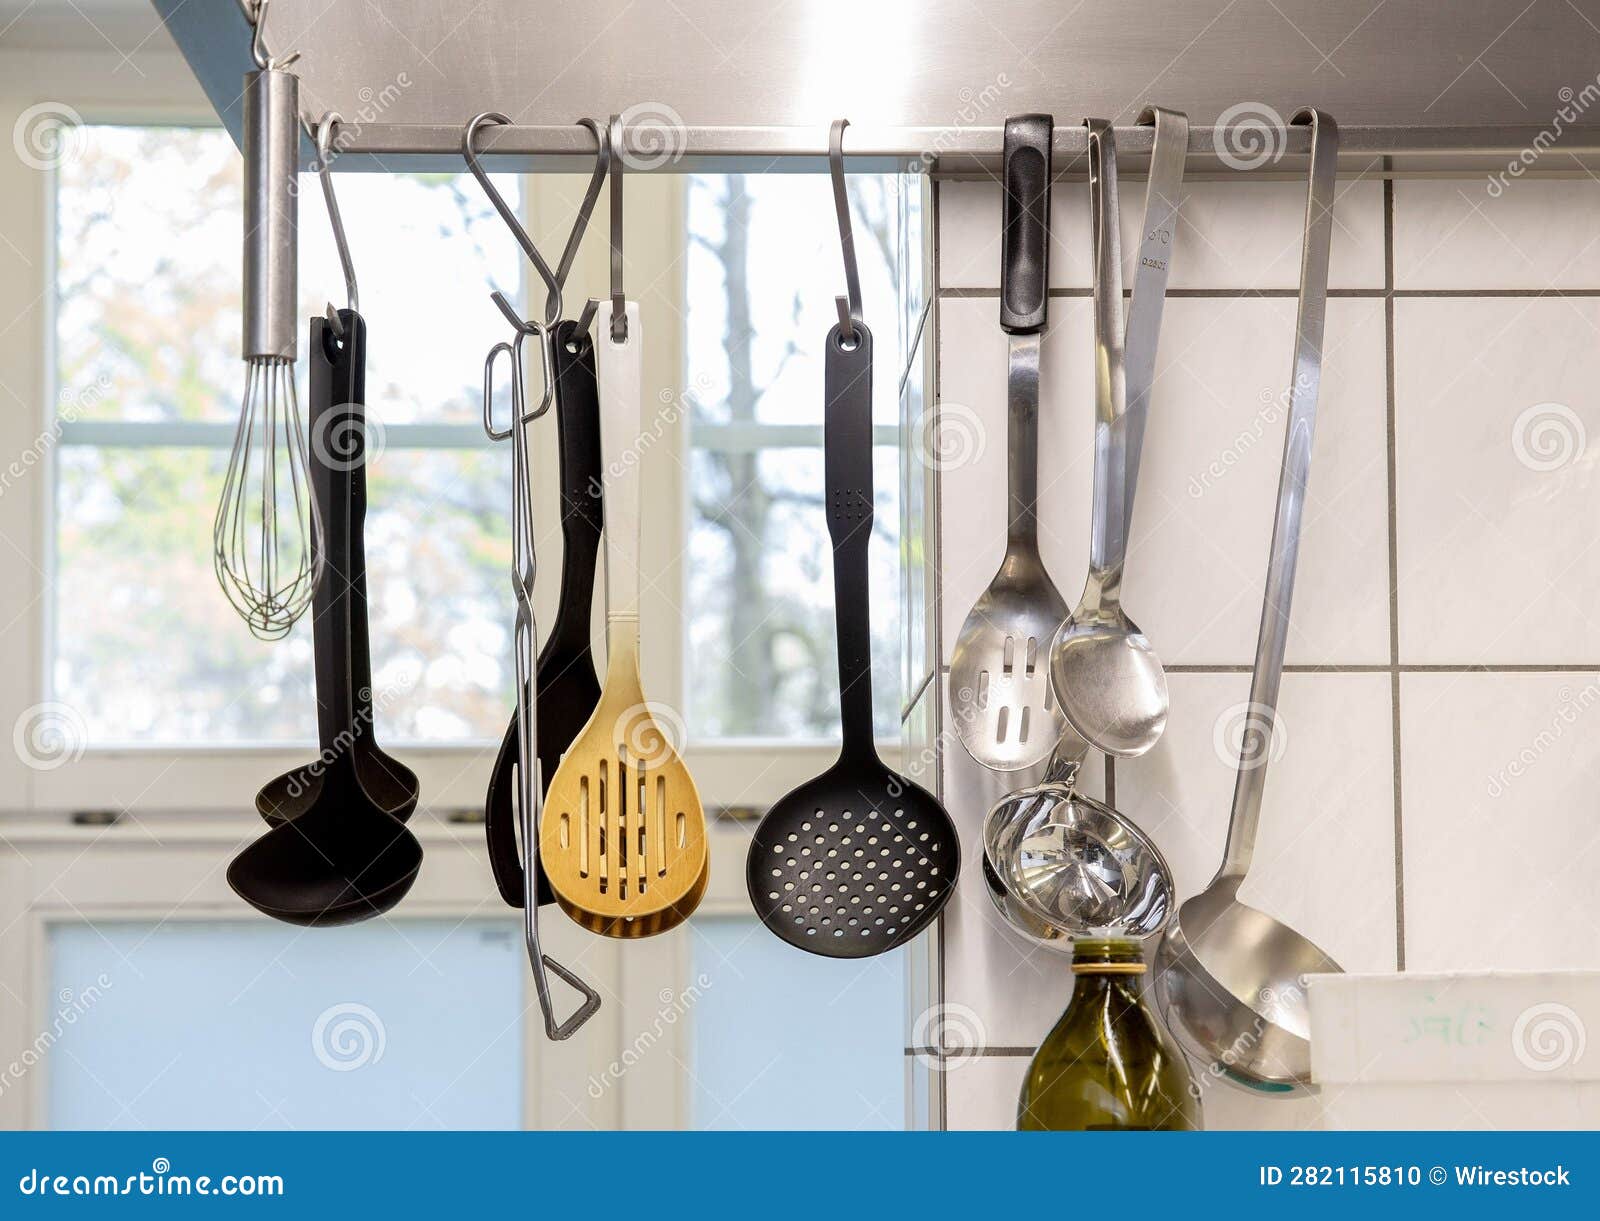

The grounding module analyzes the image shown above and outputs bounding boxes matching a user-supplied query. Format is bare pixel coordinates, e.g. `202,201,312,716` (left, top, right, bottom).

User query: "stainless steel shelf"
158,0,1600,177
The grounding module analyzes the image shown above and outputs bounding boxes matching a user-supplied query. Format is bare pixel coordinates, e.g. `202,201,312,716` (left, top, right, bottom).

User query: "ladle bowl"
256,753,417,826
1154,880,1340,1092
228,792,423,927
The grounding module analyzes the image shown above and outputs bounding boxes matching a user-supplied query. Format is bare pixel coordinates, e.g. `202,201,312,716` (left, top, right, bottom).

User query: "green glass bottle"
1017,937,1201,1131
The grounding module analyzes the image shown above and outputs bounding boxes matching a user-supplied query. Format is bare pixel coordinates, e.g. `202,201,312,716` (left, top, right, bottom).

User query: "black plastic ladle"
256,311,418,827
228,313,423,927
484,320,603,908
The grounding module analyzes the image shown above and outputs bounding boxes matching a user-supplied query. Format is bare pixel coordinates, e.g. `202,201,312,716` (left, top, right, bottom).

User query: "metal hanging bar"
214,121,1600,178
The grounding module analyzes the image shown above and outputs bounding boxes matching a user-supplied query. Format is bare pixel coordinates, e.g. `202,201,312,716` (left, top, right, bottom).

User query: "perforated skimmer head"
747,760,956,958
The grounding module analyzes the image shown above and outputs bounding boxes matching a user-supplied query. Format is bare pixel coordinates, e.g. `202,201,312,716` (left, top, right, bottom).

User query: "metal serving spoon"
1050,112,1187,757
1154,109,1341,1093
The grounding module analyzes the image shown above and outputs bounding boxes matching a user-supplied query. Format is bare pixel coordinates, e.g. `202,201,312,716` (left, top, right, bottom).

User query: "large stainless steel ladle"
1049,112,1187,758
1153,109,1341,1093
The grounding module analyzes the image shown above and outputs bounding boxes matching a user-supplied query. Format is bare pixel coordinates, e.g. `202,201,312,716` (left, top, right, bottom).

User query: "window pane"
47,920,522,1130
53,126,521,742
55,127,521,427
685,173,907,740
690,917,905,1130
56,127,241,423
686,447,901,738
54,446,511,742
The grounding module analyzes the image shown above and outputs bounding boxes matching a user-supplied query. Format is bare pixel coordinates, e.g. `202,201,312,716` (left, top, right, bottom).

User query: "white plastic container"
1306,970,1600,1129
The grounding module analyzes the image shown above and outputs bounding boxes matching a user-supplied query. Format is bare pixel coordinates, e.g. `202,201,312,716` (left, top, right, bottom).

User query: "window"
51,126,522,743
683,173,911,740
47,919,523,1130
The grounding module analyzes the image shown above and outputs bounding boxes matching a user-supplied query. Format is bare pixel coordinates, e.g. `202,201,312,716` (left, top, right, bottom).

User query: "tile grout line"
1385,174,1408,973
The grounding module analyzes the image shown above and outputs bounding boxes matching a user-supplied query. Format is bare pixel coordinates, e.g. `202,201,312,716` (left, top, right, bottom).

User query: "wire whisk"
214,19,322,640
214,356,320,639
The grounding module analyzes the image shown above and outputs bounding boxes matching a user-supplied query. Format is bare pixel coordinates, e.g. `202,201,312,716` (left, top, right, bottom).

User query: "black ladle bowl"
256,749,417,826
229,776,423,927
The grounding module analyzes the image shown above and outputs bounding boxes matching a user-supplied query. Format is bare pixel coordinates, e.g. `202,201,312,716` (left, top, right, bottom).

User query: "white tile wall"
915,171,1600,1131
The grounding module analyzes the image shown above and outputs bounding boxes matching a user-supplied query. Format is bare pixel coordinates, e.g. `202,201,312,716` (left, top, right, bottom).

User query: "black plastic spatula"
746,322,958,957
485,319,603,908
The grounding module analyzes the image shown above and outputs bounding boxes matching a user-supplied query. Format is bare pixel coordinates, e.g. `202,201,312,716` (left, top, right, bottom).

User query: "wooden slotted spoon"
539,301,709,937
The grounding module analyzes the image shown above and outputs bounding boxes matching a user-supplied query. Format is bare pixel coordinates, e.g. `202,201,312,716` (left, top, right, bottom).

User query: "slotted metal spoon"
540,301,709,938
950,114,1071,772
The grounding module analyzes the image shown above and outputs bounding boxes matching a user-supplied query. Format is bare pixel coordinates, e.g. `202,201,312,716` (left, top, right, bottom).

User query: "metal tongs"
466,113,606,1041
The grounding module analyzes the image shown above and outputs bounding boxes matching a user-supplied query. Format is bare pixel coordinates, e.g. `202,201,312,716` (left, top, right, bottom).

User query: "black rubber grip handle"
823,322,877,758
1000,113,1053,334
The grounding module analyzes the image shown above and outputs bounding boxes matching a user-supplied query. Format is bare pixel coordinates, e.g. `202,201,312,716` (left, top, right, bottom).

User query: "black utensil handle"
328,310,378,731
485,699,557,908
547,319,603,655
824,322,877,756
1000,113,1053,335
307,316,361,767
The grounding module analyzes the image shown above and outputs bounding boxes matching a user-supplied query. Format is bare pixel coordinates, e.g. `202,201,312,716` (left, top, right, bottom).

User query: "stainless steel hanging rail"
277,121,1600,177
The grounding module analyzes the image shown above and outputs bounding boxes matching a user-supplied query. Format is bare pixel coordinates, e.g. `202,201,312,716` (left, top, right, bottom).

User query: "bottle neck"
1070,936,1145,973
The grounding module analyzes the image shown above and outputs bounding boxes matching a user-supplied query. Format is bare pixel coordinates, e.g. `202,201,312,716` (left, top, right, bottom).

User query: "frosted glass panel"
47,920,522,1130
690,917,905,1130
